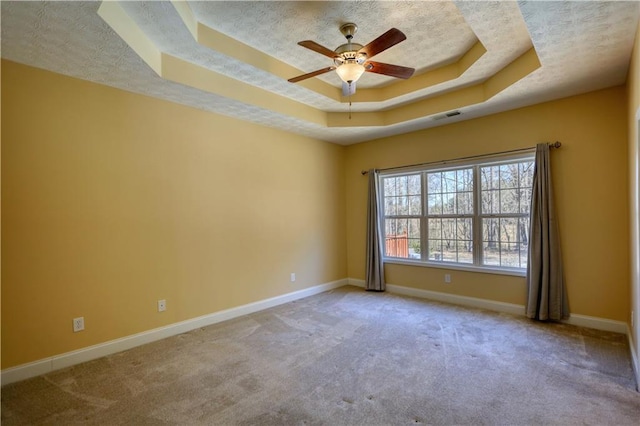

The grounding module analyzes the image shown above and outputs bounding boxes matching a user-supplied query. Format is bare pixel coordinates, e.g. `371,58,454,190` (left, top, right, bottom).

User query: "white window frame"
378,152,535,277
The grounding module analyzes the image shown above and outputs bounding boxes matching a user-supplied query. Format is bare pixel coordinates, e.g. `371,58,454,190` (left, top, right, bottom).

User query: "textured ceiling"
188,0,477,88
1,1,639,145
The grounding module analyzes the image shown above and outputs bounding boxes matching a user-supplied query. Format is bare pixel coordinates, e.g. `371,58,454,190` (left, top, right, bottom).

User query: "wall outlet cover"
73,317,85,332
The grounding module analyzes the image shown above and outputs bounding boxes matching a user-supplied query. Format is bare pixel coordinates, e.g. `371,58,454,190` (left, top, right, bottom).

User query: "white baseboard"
347,278,627,333
387,283,526,316
348,278,523,315
628,326,640,391
563,313,627,334
1,279,348,386
348,278,365,288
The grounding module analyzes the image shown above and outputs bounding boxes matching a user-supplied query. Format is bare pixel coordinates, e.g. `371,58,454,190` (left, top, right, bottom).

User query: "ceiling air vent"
433,110,462,121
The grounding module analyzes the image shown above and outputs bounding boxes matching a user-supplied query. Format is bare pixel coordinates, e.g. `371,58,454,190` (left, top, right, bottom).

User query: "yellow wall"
1,56,634,371
627,20,640,377
345,87,630,322
1,60,346,368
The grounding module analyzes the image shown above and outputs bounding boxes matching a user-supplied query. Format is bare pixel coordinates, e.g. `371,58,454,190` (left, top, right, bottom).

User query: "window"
380,154,534,273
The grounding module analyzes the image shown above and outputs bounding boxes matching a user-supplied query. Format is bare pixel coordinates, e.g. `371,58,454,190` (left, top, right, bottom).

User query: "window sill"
383,258,527,277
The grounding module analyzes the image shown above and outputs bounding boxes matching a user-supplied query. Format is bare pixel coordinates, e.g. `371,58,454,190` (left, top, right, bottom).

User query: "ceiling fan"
288,23,415,95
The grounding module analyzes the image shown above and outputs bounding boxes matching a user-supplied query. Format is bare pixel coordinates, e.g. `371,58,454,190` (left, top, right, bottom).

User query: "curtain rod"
360,141,561,175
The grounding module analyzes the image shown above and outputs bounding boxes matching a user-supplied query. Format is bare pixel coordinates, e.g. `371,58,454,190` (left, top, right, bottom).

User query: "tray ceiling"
1,1,639,145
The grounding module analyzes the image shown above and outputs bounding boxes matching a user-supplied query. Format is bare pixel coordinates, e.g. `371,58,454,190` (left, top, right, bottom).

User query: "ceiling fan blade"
342,81,356,96
288,67,336,83
298,40,338,59
358,28,407,59
364,61,415,79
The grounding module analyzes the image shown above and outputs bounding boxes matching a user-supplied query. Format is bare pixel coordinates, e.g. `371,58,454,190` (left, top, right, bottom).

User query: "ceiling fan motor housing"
289,22,414,85
334,23,366,66
334,43,366,66
339,23,358,39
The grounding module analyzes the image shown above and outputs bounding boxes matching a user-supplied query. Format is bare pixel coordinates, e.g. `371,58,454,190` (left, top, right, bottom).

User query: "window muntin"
380,156,534,271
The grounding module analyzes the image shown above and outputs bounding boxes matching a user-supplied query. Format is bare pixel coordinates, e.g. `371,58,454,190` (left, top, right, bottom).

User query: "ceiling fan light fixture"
289,24,413,89
336,61,365,83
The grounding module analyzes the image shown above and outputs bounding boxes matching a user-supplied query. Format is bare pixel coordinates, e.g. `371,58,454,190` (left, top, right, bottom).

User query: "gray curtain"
365,169,385,291
526,144,569,320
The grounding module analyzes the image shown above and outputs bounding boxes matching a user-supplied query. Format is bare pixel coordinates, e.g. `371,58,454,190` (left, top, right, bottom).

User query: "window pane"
385,196,397,216
393,177,402,195
409,195,421,215
483,218,499,242
442,218,455,240
520,245,529,269
442,239,457,262
407,175,421,195
384,218,420,259
500,189,518,213
428,240,442,261
407,218,421,259
457,218,473,241
500,218,518,243
519,217,530,246
428,172,441,193
396,196,409,215
384,177,396,196
482,218,499,265
385,219,406,258
443,171,457,193
481,161,534,217
428,168,473,217
482,217,529,268
500,243,520,267
428,194,443,215
520,162,534,189
483,250,500,266
481,190,499,215
385,218,400,236
428,218,442,239
519,187,532,214
389,174,421,196
456,191,473,215
384,174,422,216
397,176,408,196
457,241,473,264
428,218,473,264
457,169,474,191
499,164,517,188
518,217,530,268
481,166,499,191
442,194,455,215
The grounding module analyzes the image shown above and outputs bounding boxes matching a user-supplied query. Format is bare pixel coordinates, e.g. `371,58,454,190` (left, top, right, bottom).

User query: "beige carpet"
2,286,639,425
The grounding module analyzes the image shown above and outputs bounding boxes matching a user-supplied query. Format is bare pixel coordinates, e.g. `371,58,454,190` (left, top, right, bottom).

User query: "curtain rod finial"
361,170,369,175
550,141,561,148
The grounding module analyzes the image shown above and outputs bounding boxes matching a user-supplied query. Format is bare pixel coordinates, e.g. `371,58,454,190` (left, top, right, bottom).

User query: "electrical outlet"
444,274,451,283
158,299,166,312
290,273,296,282
73,317,85,333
